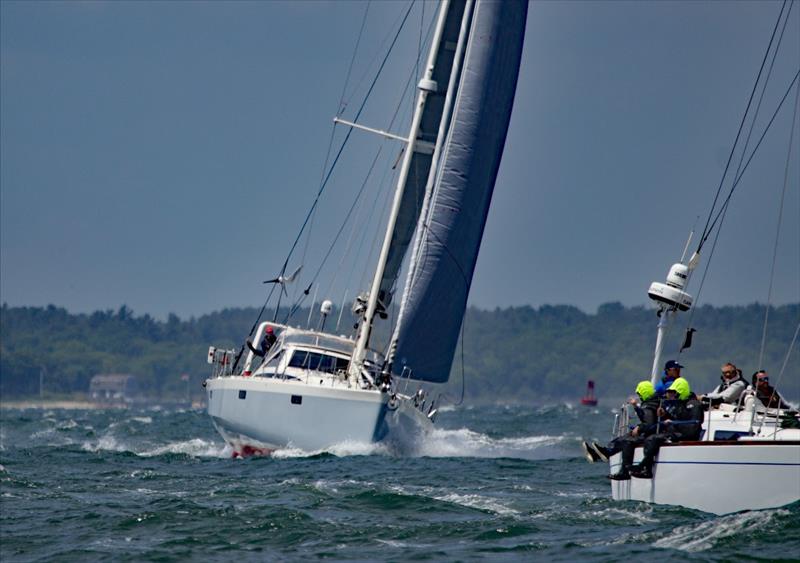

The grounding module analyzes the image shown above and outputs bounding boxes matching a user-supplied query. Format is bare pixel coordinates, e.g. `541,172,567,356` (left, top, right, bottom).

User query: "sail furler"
391,0,528,383
378,1,468,309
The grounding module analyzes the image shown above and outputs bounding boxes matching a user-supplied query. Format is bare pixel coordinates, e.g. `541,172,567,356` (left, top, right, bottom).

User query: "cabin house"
89,374,139,402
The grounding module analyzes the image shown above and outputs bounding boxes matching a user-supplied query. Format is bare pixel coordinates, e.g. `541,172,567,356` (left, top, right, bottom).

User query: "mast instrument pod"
646,231,699,383
647,263,693,312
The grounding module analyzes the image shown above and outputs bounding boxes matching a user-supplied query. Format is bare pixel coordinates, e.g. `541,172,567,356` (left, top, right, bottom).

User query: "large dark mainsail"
391,0,527,383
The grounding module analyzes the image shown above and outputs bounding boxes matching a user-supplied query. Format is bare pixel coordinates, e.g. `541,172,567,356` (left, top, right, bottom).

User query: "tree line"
1,302,797,402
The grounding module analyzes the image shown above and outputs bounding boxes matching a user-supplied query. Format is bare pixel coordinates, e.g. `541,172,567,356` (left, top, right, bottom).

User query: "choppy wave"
80,434,229,458
138,438,229,458
2,404,798,561
271,440,390,459
260,428,570,460
418,427,571,459
653,509,789,552
432,491,520,515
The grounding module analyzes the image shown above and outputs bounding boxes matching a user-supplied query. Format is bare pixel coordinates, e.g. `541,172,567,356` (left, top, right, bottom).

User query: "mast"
647,258,695,384
348,0,454,385
384,0,527,382
386,0,473,371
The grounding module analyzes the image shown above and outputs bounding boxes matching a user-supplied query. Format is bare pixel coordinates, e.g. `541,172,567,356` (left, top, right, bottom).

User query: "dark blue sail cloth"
378,1,468,308
392,0,527,383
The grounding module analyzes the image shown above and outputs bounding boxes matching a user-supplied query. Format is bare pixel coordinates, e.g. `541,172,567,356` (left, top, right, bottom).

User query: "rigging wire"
355,6,437,298
231,283,278,372
263,1,417,321
236,1,417,362
306,149,386,308
287,6,436,324
680,68,800,346
340,1,416,117
758,79,800,369
339,1,372,116
673,1,796,364
295,2,372,299
775,322,800,388
695,0,789,257
699,69,800,258
319,24,429,304
354,166,397,311
731,0,796,187
683,4,795,353
287,9,370,315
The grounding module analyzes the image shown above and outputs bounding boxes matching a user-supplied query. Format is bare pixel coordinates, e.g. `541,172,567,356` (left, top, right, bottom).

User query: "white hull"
609,441,800,514
206,375,432,455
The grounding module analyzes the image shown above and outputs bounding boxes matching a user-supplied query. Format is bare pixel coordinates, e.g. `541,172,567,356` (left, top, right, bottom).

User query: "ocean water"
1,403,797,561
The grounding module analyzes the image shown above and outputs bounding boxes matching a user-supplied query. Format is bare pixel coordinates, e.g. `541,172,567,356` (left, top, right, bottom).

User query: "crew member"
629,377,703,479
655,360,683,397
698,362,748,407
247,326,277,358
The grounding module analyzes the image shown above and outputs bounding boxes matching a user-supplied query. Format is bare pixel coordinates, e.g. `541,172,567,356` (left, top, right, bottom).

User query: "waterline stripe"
657,461,800,466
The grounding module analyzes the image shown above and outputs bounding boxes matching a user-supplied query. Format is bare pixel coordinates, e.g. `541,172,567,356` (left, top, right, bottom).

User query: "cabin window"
713,430,748,441
287,351,350,374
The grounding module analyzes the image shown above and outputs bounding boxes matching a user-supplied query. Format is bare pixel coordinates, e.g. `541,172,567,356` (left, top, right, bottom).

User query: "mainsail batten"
391,0,528,383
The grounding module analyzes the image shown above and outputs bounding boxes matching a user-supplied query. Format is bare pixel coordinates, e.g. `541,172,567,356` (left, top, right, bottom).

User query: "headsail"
378,1,469,308
391,0,527,383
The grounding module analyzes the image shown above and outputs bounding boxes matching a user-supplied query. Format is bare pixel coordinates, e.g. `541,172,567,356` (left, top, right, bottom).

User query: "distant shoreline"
0,399,207,411
0,400,118,410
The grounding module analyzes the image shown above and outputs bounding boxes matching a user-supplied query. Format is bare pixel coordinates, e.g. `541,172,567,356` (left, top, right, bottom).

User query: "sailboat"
203,0,527,455
606,3,800,514
608,262,800,514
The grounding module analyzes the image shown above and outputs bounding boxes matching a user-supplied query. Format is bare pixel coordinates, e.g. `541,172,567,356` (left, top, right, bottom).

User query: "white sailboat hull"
609,441,800,514
206,376,432,455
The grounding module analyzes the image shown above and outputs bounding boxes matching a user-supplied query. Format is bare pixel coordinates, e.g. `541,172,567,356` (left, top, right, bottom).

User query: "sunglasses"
721,370,736,376
757,377,769,383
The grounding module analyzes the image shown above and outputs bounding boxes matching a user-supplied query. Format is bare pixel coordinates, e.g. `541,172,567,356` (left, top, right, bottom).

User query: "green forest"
1,302,797,403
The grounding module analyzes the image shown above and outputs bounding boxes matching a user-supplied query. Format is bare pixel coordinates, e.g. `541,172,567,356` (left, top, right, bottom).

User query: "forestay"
391,0,527,383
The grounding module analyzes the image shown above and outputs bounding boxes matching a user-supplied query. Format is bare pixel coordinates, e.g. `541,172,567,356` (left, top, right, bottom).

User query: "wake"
268,427,572,460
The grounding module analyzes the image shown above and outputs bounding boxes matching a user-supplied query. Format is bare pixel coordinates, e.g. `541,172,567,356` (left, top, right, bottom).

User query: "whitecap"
376,539,430,548
30,427,56,440
307,478,376,495
138,438,228,458
271,440,389,459
433,492,519,515
417,427,568,459
134,487,158,495
588,506,658,525
57,419,78,429
130,416,152,424
653,510,788,552
385,483,519,516
81,435,128,453
271,446,317,459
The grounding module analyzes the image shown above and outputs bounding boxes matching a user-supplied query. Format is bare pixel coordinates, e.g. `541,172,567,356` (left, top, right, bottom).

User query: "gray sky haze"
2,0,798,320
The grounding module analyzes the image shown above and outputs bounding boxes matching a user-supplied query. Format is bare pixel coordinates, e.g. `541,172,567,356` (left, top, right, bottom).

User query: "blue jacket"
655,374,679,397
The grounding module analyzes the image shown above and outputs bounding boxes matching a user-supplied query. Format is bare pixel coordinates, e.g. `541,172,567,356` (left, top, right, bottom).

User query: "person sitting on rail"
581,381,659,466
697,362,748,407
629,377,704,479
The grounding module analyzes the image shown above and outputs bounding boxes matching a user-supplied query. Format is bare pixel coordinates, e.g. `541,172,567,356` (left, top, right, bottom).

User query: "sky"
2,0,799,321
